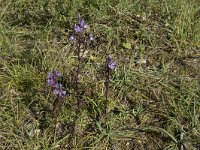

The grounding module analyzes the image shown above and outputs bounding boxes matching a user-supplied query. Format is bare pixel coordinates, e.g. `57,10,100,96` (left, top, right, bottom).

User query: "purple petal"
108,61,117,70
62,90,66,95
53,89,59,95
48,79,55,86
107,55,117,70
59,90,67,98
54,83,62,88
74,24,82,33
80,19,85,27
79,19,88,29
69,35,76,41
56,72,61,77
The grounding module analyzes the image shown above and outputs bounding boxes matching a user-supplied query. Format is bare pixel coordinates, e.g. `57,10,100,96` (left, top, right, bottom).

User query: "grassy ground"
0,0,200,149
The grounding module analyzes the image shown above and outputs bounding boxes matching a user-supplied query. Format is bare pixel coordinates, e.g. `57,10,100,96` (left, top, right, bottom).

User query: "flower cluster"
47,69,66,99
107,55,117,70
69,14,94,41
74,14,88,33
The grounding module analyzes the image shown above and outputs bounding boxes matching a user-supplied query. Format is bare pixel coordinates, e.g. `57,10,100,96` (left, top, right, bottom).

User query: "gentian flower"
74,14,89,33
80,19,88,29
47,69,67,99
107,55,117,70
47,69,61,87
53,89,67,98
74,24,82,33
69,35,76,41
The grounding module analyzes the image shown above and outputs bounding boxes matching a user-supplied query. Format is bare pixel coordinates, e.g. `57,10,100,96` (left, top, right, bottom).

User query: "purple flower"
54,83,62,89
47,69,61,84
47,78,55,86
69,35,76,41
74,24,82,33
79,19,85,27
89,34,94,41
108,61,117,70
80,19,88,29
74,14,89,33
107,55,117,70
59,90,67,98
53,89,67,98
78,14,87,28
53,89,60,95
48,72,53,79
47,69,67,99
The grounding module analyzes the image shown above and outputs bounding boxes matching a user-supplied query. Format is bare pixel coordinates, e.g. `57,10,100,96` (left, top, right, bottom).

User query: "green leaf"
123,42,131,49
139,44,145,52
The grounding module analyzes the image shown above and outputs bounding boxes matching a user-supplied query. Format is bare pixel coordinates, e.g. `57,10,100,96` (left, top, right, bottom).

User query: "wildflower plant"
44,14,116,148
64,15,96,146
47,68,67,119
46,68,68,138
69,14,94,110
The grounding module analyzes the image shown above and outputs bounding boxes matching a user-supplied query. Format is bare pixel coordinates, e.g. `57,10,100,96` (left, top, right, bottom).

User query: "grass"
0,0,200,149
